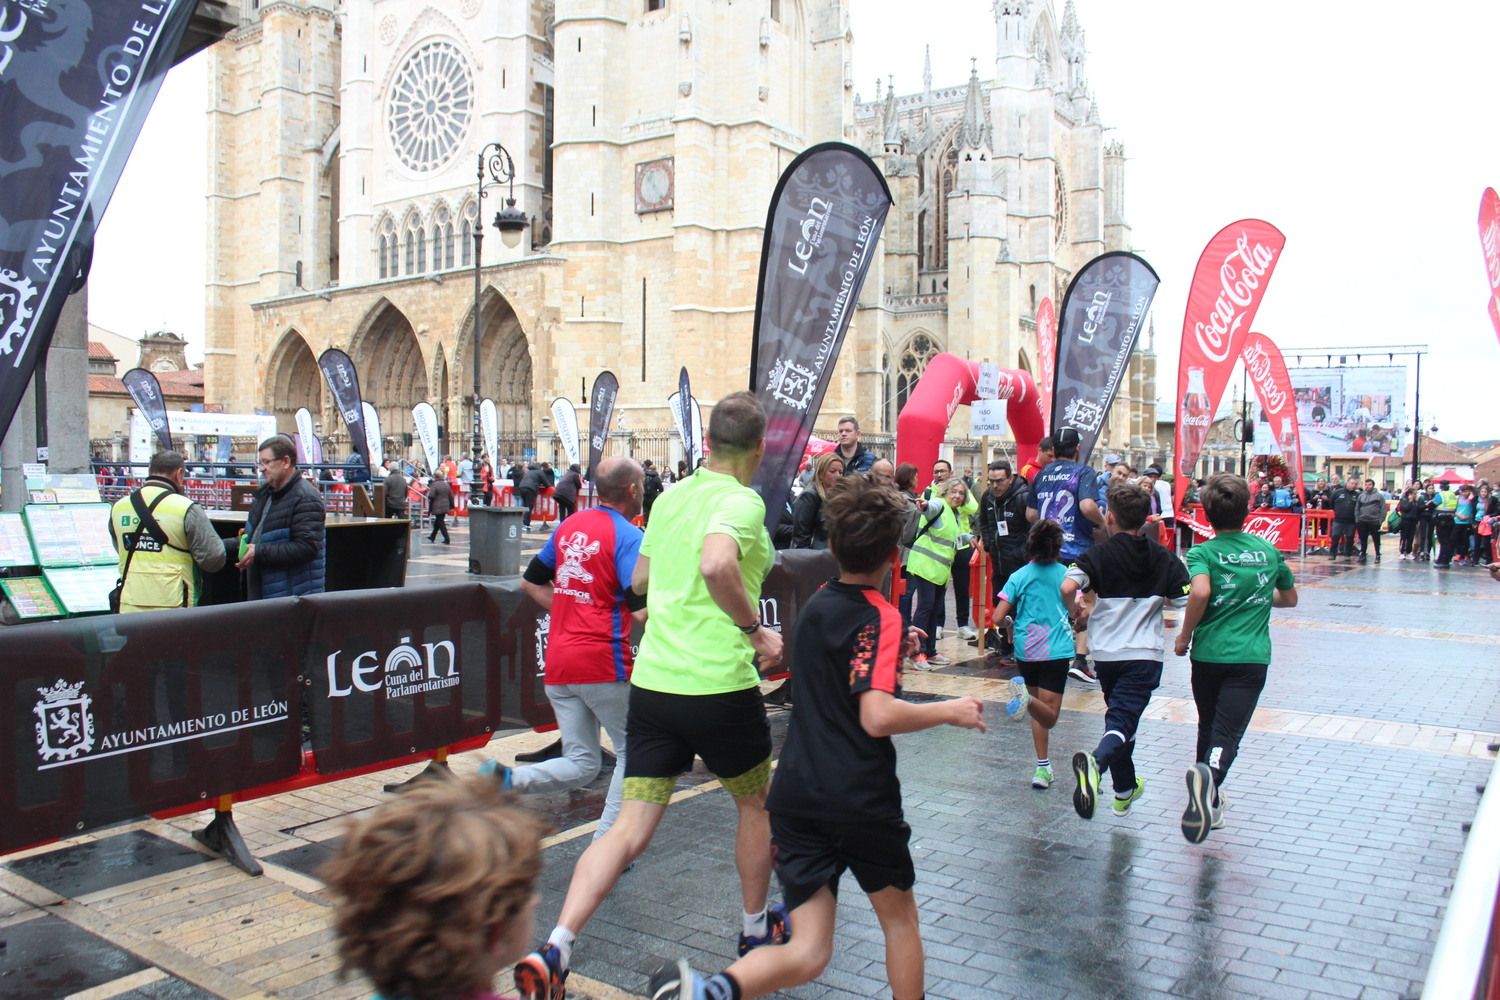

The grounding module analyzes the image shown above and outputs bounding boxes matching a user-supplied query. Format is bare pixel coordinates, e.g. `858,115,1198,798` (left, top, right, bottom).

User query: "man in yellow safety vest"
109,451,231,613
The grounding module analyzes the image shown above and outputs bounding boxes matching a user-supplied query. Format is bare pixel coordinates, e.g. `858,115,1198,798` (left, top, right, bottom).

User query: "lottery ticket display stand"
0,476,118,623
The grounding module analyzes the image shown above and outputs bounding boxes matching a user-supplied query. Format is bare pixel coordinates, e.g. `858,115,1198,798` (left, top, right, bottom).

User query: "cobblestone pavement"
1,555,1495,999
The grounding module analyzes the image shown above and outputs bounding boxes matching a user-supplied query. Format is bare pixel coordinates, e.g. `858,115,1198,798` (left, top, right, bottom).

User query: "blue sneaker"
478,759,514,790
736,902,791,956
514,944,566,1000
647,959,706,1000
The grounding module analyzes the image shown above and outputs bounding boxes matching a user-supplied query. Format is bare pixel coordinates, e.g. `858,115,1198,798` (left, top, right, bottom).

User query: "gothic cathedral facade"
205,0,1159,470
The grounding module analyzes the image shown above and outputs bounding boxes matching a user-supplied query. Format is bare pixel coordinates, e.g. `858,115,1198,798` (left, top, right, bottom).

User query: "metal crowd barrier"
1422,749,1500,999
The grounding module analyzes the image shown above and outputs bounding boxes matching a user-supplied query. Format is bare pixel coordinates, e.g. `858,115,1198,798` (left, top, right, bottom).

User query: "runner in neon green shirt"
515,391,789,1000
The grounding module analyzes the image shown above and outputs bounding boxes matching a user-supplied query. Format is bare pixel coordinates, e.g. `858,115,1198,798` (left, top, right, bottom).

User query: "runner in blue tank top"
1026,428,1105,683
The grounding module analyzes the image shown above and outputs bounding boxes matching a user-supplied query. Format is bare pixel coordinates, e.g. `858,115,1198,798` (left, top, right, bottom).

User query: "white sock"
742,908,768,939
547,926,576,969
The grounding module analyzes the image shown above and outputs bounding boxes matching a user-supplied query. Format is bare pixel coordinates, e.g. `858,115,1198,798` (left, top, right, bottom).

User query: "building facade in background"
204,0,1157,469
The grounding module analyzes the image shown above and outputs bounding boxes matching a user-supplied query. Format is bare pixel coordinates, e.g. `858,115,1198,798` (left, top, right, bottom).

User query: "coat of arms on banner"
533,613,551,677
34,679,95,763
1063,397,1106,433
0,267,38,357
767,357,816,411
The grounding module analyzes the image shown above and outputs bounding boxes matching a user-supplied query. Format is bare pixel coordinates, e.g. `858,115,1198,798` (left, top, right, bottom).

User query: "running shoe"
478,759,514,790
1067,657,1097,683
1111,777,1146,817
647,959,705,1000
1031,764,1053,789
1211,789,1226,830
926,654,952,666
737,902,791,956
912,654,930,670
957,625,978,641
1005,676,1031,721
1071,752,1099,819
514,945,568,1000
1181,762,1215,844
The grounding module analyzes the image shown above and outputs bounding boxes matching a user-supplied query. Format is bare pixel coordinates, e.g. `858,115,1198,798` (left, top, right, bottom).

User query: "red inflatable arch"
895,352,1044,490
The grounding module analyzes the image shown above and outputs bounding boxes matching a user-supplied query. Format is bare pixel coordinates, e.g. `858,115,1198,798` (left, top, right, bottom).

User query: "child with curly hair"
322,774,552,1000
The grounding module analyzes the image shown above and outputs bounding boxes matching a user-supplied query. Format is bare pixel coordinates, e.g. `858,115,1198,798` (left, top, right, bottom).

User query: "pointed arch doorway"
350,300,428,463
455,288,532,462
267,330,322,435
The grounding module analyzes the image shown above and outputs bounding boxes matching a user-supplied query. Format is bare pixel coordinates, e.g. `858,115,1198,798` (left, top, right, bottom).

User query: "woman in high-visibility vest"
906,477,968,667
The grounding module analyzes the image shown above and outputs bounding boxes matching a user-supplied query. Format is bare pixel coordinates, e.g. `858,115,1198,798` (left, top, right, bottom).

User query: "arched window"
376,216,396,279
894,333,941,419
930,141,958,272
459,199,477,266
432,203,453,270
403,212,423,274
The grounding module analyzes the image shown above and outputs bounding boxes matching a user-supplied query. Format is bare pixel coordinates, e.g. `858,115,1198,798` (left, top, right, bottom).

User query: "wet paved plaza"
1,553,1495,999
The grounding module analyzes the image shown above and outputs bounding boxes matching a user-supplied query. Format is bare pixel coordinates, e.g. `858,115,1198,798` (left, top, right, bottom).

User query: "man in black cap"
1139,465,1175,551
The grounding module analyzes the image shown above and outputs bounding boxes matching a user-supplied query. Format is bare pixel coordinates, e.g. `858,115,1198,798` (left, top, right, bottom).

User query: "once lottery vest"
906,503,960,586
111,483,200,611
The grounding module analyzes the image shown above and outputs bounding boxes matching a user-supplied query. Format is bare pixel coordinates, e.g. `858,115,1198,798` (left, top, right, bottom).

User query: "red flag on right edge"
1478,188,1500,347
1172,220,1286,509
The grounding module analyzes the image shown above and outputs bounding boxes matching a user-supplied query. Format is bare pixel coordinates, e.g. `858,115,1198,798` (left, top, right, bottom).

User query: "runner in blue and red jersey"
1026,427,1105,684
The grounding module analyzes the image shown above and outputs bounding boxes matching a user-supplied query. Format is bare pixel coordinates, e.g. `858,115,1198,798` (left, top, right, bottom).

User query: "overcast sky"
92,0,1500,442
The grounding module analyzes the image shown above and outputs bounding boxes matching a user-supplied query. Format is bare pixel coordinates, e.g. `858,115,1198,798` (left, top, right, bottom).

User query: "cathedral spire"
923,45,933,104
960,58,987,151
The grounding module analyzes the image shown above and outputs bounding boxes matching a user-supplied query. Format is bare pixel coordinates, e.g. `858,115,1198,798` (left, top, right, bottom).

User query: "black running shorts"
623,685,772,803
770,813,915,912
1019,657,1070,694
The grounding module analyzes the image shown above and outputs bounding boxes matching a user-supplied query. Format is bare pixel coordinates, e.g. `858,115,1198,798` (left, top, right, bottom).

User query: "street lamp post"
471,141,530,463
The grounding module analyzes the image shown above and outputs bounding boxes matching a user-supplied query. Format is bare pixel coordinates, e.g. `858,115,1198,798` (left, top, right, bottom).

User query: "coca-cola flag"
0,1,197,440
551,396,580,469
749,142,892,530
586,372,619,482
1240,332,1303,501
1479,188,1500,347
1035,296,1057,433
317,349,371,471
674,367,695,468
412,401,440,473
1051,252,1159,465
1173,220,1286,508
122,368,171,452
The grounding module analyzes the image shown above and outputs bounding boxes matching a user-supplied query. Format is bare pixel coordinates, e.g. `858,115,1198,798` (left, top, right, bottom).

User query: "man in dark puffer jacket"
240,435,326,599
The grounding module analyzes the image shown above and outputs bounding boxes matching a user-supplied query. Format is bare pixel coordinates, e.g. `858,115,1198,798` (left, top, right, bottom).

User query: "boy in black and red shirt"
648,475,986,1000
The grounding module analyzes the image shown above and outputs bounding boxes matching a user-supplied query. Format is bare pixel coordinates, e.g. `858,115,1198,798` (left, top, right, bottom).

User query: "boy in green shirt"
1174,473,1297,845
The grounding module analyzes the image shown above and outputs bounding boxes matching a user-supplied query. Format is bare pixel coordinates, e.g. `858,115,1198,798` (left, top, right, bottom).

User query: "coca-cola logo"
1483,218,1500,287
1193,232,1277,363
1241,342,1288,414
1241,515,1289,543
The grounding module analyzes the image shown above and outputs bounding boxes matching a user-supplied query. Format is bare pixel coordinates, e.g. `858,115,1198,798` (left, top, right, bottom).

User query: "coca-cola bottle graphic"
1179,367,1211,477
1279,418,1295,452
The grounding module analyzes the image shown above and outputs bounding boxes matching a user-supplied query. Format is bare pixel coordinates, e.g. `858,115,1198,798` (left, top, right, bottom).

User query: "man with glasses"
238,435,326,598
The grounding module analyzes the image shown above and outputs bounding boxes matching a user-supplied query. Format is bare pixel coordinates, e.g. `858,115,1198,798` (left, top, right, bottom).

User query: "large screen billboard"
1286,366,1407,457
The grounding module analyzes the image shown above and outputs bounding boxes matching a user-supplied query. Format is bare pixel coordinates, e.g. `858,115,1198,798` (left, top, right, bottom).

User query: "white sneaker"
933,626,945,641
957,625,978,641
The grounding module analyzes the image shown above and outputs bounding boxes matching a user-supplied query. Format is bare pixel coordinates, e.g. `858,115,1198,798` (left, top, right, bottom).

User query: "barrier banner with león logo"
317,349,371,470
0,0,197,440
305,585,513,774
1181,509,1301,555
122,368,172,452
1173,220,1287,509
1051,252,1159,465
1241,332,1303,502
1,598,304,855
586,372,618,482
1478,188,1500,347
1035,296,1057,433
749,142,892,532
